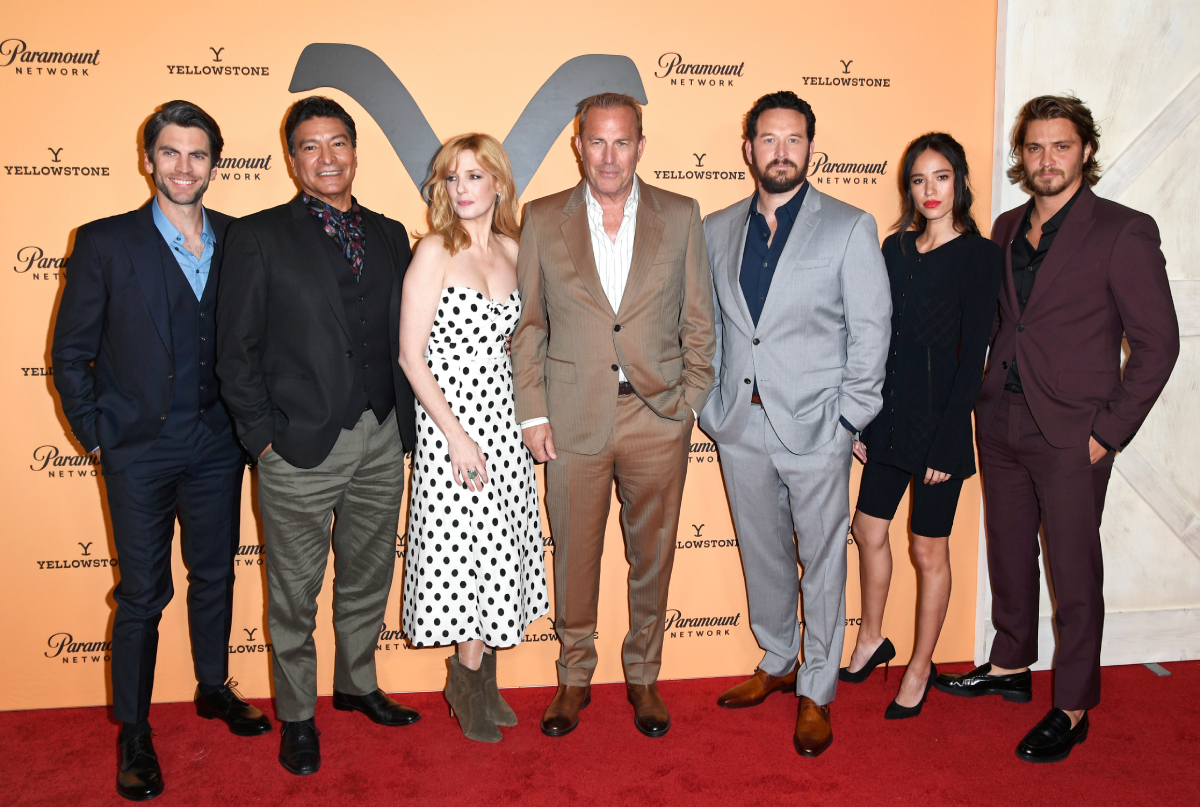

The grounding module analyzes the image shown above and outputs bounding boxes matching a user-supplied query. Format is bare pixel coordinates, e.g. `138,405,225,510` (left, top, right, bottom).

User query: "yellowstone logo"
395,532,407,559
807,152,888,186
13,245,68,280
229,627,272,654
801,58,892,89
654,52,743,87
45,632,111,663
663,609,741,639
0,39,98,76
235,543,264,566
30,445,100,478
524,616,562,644
676,522,738,550
288,44,647,197
652,153,747,182
4,147,110,177
214,154,273,181
377,622,408,651
36,538,117,570
168,47,269,76
21,367,53,377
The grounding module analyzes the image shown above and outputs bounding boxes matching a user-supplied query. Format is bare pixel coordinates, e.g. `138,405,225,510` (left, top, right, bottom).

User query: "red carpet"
3,661,1197,807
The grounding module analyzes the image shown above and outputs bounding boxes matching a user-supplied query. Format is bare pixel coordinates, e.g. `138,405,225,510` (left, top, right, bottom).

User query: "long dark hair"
892,132,979,248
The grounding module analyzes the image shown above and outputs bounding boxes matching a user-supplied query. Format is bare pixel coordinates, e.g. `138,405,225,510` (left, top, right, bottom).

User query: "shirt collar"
584,175,640,220
1020,182,1085,235
151,197,214,246
747,181,809,223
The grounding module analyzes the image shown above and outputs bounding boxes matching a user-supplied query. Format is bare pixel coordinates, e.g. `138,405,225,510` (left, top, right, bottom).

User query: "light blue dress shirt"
151,198,215,300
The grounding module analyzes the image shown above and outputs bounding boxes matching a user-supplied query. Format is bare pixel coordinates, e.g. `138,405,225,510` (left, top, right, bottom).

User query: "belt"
750,392,763,405
618,381,635,396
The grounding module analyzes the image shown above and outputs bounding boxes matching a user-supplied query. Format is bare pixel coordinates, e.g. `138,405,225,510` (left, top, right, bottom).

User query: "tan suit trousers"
547,393,693,687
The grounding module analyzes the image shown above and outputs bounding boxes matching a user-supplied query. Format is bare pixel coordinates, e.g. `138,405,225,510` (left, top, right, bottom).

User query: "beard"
1028,162,1081,197
756,155,809,194
153,171,210,207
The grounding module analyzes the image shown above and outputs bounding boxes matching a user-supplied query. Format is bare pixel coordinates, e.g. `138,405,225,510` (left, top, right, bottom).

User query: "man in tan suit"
512,93,716,738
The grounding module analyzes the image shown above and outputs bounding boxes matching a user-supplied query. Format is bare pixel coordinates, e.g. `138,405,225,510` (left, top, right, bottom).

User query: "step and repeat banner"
0,0,998,711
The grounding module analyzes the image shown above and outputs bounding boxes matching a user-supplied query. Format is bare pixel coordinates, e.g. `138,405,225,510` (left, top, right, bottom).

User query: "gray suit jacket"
699,187,891,454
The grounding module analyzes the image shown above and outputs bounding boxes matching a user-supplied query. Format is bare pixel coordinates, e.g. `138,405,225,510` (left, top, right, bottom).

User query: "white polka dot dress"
402,287,548,648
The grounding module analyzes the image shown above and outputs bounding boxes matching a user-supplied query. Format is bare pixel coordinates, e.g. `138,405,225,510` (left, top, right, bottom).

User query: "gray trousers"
717,405,851,706
257,411,405,721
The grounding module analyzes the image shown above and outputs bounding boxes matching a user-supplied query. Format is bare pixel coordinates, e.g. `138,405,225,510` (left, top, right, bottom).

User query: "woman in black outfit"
838,133,1002,719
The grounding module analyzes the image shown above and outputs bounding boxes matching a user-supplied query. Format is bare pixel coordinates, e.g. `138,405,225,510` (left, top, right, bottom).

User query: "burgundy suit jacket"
977,185,1179,450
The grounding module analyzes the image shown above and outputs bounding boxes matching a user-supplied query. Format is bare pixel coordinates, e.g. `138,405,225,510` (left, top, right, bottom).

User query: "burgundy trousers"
979,391,1115,711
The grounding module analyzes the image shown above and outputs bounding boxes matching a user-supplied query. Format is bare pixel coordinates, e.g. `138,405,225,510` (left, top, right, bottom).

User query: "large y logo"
288,44,648,197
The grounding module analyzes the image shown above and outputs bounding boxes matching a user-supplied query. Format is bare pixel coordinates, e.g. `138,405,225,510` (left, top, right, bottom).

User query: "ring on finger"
468,470,478,479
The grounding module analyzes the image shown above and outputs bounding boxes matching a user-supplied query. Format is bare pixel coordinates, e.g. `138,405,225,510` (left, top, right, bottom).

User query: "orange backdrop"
0,0,998,711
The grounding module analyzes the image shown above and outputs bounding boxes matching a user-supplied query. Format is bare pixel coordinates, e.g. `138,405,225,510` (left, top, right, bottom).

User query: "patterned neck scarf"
302,192,366,278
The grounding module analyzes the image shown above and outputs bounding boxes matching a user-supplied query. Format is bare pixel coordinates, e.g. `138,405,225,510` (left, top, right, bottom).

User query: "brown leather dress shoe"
540,684,590,737
627,683,671,738
717,664,798,709
793,696,832,757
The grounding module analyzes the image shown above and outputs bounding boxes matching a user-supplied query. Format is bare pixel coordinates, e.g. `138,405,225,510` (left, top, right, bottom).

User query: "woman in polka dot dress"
398,134,548,743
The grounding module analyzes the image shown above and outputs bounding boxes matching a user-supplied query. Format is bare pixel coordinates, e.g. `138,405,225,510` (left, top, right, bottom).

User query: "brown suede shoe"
627,683,671,738
793,696,832,757
540,684,591,737
717,664,799,709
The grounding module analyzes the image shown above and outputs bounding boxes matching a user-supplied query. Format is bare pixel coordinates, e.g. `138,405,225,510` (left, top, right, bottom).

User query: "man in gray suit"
700,91,890,757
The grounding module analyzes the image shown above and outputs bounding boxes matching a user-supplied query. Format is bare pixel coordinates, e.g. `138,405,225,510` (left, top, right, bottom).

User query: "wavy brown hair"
422,133,520,256
1007,95,1102,190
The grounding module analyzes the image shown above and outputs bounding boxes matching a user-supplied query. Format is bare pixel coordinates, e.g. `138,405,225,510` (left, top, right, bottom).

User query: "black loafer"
933,663,1032,702
195,684,272,736
117,733,164,801
332,689,420,726
278,719,321,775
1016,709,1088,763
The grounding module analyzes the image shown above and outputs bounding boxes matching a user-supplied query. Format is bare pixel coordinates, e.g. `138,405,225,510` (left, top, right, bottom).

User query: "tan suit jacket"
513,179,717,455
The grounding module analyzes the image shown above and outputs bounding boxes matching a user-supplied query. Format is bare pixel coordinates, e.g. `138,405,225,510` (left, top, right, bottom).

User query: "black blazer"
861,231,1002,478
215,196,416,469
52,203,234,474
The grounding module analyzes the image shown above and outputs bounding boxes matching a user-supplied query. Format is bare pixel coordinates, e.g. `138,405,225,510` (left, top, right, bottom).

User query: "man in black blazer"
52,101,270,802
216,96,419,776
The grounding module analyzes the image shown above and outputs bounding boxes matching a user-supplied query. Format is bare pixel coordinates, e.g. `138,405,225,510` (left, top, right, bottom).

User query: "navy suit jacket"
52,202,234,473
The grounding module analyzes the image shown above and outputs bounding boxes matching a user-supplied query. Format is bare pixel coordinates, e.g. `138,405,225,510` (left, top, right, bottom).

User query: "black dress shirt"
1004,185,1084,393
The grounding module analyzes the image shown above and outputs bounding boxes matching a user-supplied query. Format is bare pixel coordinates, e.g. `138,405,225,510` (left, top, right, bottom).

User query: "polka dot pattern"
402,287,549,648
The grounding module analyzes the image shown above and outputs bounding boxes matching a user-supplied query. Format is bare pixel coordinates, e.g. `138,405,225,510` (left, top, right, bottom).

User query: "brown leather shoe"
717,664,798,709
627,683,671,738
540,684,590,737
793,696,832,757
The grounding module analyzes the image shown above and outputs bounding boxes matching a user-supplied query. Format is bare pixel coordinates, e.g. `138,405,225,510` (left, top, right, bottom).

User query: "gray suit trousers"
257,410,404,721
718,404,851,705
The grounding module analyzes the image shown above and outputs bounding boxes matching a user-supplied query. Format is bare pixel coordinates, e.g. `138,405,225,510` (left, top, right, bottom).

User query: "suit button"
611,364,619,371
167,373,174,380
614,324,622,332
199,361,205,367
889,389,894,396
892,351,898,356
347,350,354,358
752,338,760,345
1002,361,1009,368
1016,324,1026,332
160,415,167,421
199,311,205,317
200,385,206,391
199,408,205,414
743,378,751,384
199,336,206,341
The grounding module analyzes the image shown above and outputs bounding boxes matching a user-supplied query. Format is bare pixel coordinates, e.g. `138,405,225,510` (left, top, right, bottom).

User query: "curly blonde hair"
422,133,520,256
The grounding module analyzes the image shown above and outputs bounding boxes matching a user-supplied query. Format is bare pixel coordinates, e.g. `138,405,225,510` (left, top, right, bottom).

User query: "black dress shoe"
332,689,420,726
1016,709,1088,763
195,684,272,736
278,719,321,775
933,663,1032,702
884,662,936,720
117,733,163,801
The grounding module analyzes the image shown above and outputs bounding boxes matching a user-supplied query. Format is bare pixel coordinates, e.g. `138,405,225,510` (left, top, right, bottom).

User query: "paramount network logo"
214,154,273,181
12,245,68,280
0,38,98,76
288,44,647,197
45,632,111,663
235,543,264,567
30,445,100,478
688,440,718,464
377,622,408,651
654,53,743,87
807,152,888,186
663,609,741,639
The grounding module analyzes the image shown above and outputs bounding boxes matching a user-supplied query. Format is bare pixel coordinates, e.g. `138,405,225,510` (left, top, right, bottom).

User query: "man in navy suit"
52,100,270,802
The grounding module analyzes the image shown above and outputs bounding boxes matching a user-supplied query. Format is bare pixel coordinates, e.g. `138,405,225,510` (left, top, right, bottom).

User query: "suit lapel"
289,196,352,340
617,181,664,318
125,203,173,356
560,183,616,318
725,197,755,329
1023,187,1097,314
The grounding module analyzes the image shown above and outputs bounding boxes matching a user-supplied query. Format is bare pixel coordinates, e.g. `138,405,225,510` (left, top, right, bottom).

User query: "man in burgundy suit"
934,96,1179,762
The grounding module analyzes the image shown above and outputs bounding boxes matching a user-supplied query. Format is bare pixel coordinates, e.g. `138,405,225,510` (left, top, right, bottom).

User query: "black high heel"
838,637,896,683
884,662,936,720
